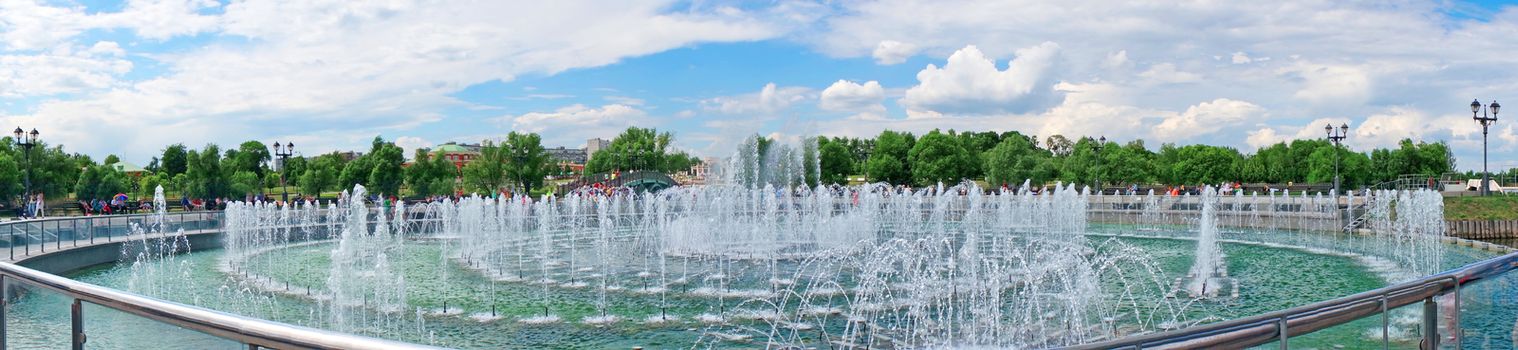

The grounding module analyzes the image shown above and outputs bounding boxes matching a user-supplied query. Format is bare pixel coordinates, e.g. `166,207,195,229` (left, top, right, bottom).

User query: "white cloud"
1153,98,1264,141
393,136,434,159
900,43,1060,114
1138,63,1202,84
819,80,885,114
504,104,649,147
7,1,779,161
1231,52,1252,64
1102,50,1129,69
1280,62,1372,106
0,0,219,51
702,83,812,114
0,43,133,97
872,40,917,65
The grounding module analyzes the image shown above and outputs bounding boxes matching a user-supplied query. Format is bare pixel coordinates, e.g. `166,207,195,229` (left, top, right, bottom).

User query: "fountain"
4,140,1504,348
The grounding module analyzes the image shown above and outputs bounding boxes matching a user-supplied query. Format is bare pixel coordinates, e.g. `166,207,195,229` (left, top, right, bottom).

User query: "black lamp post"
1471,99,1500,196
13,127,38,208
272,142,295,203
1325,123,1348,195
1093,136,1106,194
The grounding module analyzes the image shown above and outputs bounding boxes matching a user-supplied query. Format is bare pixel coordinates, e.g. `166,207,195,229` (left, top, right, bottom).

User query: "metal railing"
1065,250,1518,349
1,211,225,261
0,212,443,350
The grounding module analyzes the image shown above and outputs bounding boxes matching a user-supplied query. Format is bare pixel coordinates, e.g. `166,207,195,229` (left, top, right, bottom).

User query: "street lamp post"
272,142,295,203
1471,99,1500,196
13,127,38,213
1325,123,1348,196
1093,136,1106,195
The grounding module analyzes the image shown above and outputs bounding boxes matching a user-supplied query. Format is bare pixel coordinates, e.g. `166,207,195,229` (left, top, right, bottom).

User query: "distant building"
545,146,587,164
429,142,482,170
586,138,610,160
336,151,363,162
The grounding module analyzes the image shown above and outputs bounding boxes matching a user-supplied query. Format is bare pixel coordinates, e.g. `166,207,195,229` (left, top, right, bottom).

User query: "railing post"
1278,316,1288,349
8,224,12,261
1423,296,1438,350
1452,278,1463,350
70,298,84,350
1,274,7,350
1381,295,1389,350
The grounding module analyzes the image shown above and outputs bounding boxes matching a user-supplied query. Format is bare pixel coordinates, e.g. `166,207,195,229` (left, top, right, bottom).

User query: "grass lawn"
1444,195,1518,220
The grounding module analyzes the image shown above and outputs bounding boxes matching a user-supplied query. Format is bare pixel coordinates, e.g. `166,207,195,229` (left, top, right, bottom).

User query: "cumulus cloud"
1138,63,1202,84
702,83,812,114
5,1,779,161
900,43,1060,115
872,40,917,65
504,104,649,147
393,136,434,159
819,80,886,114
1153,99,1264,141
0,42,133,97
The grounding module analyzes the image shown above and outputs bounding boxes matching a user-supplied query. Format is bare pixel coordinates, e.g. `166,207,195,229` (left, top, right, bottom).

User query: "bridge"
558,170,680,193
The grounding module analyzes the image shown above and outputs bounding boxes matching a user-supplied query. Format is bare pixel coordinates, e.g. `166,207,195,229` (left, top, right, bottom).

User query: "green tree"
230,141,272,179
462,141,509,194
984,133,1054,187
818,139,853,185
103,154,121,165
0,153,21,203
583,127,677,174
866,130,913,184
407,149,456,197
367,141,405,196
184,145,228,199
74,165,129,200
280,156,307,189
300,155,342,197
502,132,549,194
908,130,975,186
161,144,189,177
137,174,163,199
229,171,262,197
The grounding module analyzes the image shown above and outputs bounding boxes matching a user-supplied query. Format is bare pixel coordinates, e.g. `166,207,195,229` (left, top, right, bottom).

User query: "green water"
5,233,1513,349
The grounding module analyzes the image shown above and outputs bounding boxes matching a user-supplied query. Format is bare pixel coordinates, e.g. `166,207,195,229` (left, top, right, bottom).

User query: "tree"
462,141,509,194
984,133,1054,187
184,145,228,199
818,139,852,185
367,141,405,196
908,130,975,186
280,156,307,189
103,154,121,165
583,127,676,174
0,153,21,203
137,174,163,199
74,165,129,200
231,141,272,179
300,155,341,197
229,171,262,197
161,144,189,177
866,130,913,184
407,149,455,197
1168,145,1243,185
502,132,549,194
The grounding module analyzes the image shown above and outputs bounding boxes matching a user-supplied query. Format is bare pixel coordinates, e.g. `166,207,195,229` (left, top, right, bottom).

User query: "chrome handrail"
0,212,445,350
0,261,444,350
1063,250,1518,349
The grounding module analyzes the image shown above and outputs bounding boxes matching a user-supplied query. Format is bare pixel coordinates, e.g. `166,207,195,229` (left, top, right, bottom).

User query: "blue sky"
3,0,1517,173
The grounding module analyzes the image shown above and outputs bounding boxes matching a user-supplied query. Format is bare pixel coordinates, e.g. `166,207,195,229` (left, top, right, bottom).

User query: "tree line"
813,129,1461,189
0,126,1485,206
7,127,705,205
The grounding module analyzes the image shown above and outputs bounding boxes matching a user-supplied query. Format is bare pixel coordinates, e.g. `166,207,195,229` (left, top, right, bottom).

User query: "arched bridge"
559,170,679,193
